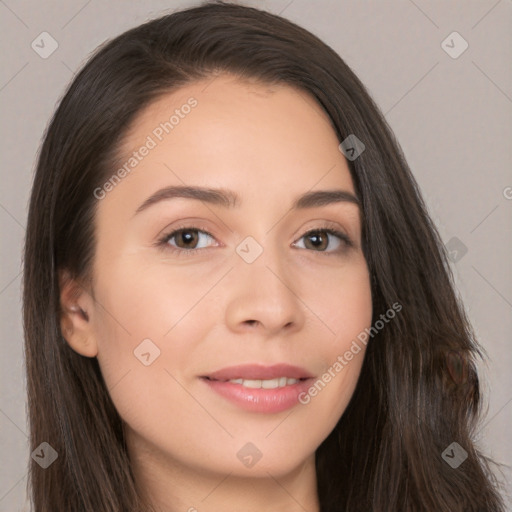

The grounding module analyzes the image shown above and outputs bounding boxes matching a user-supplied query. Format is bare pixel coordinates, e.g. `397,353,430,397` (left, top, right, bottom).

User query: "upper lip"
203,363,314,381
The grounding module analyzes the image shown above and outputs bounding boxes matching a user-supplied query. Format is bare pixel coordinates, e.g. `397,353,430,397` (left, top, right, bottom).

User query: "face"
63,74,372,486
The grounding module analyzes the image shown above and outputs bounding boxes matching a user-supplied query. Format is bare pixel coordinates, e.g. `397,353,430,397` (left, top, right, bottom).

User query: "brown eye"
160,227,216,253
173,229,200,249
295,228,352,254
304,230,329,251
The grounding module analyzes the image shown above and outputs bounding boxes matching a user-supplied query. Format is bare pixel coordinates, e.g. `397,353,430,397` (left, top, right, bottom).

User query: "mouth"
199,363,315,412
202,375,311,389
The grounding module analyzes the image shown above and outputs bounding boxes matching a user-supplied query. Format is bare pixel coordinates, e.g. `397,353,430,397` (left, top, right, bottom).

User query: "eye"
158,226,217,256
293,227,353,255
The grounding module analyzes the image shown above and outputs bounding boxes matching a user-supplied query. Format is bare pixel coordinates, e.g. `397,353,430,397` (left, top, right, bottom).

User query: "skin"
60,74,373,512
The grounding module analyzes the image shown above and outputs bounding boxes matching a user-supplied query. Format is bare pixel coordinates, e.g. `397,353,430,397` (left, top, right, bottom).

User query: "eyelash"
155,222,354,258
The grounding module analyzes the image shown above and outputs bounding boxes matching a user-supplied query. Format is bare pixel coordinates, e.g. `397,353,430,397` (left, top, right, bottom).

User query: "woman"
23,2,505,510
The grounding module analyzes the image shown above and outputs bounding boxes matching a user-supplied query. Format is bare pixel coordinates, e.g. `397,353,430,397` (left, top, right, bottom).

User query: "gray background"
1,0,511,510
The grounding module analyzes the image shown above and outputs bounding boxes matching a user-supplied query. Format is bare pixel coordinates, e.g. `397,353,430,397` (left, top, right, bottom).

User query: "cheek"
91,281,209,461
304,255,373,342
92,251,220,361
298,258,372,424
96,256,209,331
90,261,208,423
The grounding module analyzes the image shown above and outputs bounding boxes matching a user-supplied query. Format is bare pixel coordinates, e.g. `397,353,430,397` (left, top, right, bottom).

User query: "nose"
224,243,305,337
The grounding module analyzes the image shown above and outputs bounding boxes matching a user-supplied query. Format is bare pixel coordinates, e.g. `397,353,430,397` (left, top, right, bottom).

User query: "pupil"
179,230,197,248
308,231,327,250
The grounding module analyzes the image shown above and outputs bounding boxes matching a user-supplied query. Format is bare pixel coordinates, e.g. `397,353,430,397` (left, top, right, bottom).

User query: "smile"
206,376,304,388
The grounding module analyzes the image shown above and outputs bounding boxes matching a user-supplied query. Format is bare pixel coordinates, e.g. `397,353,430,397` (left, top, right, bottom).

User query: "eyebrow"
133,185,360,215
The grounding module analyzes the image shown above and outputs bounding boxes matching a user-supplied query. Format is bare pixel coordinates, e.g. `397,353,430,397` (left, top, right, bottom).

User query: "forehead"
100,74,356,218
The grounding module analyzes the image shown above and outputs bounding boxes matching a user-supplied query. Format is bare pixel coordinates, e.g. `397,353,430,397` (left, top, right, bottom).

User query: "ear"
58,269,98,358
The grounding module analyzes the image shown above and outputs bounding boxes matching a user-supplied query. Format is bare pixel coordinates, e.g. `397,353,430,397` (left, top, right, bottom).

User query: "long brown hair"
23,1,505,510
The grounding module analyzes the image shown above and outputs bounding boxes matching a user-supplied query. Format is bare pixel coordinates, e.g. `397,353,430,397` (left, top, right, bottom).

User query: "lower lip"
201,377,313,413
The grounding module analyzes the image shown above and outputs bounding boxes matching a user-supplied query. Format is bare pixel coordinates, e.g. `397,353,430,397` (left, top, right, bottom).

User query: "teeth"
227,377,299,388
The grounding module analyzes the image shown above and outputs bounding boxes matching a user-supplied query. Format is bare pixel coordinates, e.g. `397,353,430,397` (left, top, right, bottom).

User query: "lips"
202,363,314,381
202,378,313,412
200,364,316,413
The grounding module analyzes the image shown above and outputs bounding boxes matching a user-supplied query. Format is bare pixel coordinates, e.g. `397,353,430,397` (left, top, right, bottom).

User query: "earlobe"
58,269,98,358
